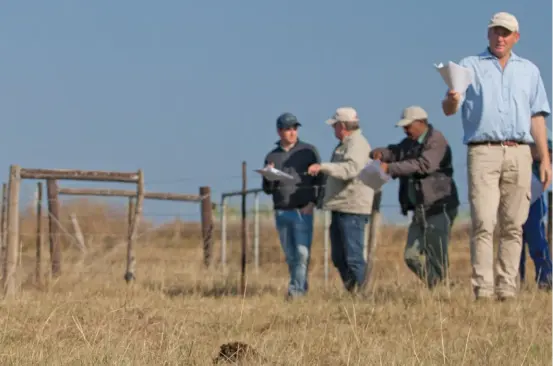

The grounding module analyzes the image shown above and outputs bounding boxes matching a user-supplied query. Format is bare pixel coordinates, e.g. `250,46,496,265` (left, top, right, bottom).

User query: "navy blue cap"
276,112,301,129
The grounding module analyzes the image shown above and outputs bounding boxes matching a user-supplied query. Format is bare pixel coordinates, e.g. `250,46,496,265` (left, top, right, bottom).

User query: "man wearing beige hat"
441,11,551,300
371,106,459,289
307,107,374,293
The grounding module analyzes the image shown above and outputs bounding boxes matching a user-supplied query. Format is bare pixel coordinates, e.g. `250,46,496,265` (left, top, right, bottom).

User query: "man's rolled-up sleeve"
530,68,551,117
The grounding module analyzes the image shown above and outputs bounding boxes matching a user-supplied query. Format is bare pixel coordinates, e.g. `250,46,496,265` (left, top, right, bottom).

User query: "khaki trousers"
467,143,532,298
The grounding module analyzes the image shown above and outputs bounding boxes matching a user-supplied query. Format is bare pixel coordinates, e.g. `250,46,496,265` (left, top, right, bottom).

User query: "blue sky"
0,1,550,225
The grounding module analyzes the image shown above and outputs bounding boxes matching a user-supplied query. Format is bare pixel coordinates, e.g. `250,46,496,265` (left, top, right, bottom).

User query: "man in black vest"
262,112,324,299
371,106,460,289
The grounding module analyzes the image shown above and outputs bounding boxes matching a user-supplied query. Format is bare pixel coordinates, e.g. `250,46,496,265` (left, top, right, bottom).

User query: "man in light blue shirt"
441,11,552,301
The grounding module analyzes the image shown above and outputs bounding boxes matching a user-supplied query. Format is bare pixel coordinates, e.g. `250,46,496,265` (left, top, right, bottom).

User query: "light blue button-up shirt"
455,48,551,144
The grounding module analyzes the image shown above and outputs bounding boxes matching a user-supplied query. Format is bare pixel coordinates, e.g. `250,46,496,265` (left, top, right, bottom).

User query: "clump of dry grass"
0,199,550,365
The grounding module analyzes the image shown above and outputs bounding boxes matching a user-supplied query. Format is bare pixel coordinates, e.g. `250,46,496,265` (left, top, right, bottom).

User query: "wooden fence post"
362,190,382,293
200,186,213,268
47,179,61,277
127,197,135,232
0,183,7,276
240,161,248,295
125,169,144,283
35,182,43,286
3,165,21,298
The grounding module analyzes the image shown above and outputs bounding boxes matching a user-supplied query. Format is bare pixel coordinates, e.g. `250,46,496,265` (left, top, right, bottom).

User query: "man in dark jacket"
262,112,324,299
371,106,460,289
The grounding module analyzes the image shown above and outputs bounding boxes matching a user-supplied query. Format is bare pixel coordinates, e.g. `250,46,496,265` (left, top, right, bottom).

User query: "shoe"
496,294,516,302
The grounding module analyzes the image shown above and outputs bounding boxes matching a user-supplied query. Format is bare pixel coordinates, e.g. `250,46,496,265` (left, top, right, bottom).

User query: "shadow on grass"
143,280,281,299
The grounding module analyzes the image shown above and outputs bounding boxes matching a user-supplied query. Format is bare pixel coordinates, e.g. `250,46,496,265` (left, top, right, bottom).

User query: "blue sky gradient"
0,1,550,225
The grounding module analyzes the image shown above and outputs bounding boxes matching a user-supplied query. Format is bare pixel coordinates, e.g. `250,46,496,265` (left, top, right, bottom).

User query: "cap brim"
396,118,414,127
488,22,517,32
325,118,359,125
278,122,301,128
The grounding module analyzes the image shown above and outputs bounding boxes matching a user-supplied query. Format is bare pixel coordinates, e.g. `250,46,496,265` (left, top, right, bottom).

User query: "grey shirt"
262,140,324,210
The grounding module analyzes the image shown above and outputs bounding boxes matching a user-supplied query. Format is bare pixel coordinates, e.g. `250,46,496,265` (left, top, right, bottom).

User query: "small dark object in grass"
213,341,260,364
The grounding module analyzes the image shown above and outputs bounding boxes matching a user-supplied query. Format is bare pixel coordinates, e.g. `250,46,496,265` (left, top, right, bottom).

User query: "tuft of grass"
0,198,550,365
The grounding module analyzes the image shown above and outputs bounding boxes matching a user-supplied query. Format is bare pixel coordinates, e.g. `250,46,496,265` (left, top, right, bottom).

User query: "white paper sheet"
434,61,473,93
358,160,390,191
530,174,544,204
254,166,295,183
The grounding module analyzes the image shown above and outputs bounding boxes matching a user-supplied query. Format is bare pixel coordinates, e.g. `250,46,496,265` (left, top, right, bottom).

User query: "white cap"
488,12,519,32
396,106,428,127
325,107,359,125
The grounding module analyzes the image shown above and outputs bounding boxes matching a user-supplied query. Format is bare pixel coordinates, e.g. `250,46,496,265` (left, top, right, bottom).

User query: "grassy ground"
0,201,551,365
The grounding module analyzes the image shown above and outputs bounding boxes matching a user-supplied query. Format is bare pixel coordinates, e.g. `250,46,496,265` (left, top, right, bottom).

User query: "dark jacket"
262,139,324,210
370,124,459,216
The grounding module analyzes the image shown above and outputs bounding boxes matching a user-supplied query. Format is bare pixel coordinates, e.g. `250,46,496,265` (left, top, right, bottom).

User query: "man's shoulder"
514,56,541,74
427,126,449,145
458,53,482,67
350,131,371,145
265,143,281,157
296,140,319,152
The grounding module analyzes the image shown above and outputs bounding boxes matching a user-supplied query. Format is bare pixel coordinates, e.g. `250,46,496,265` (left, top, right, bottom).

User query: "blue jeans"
274,209,314,297
520,194,552,288
329,211,370,292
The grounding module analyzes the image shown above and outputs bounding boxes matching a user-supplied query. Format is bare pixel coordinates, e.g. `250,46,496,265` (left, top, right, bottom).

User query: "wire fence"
2,161,550,297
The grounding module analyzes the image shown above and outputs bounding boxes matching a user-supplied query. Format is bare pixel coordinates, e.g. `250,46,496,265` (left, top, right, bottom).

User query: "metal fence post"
253,192,260,273
220,196,227,271
323,210,330,288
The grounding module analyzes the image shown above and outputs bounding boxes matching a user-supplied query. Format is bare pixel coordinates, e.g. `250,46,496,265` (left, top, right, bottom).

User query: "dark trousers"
520,194,552,288
329,211,370,292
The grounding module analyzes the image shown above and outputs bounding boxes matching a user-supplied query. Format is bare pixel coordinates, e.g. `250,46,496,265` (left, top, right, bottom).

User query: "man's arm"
370,144,401,163
319,140,370,181
310,147,325,205
441,58,471,116
387,137,447,178
261,157,275,195
442,92,461,116
529,67,552,188
531,115,550,160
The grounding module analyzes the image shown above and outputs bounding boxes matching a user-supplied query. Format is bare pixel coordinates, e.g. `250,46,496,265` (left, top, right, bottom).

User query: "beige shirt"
320,129,374,215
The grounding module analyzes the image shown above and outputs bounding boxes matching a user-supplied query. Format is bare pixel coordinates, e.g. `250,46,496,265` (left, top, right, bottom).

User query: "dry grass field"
0,199,551,365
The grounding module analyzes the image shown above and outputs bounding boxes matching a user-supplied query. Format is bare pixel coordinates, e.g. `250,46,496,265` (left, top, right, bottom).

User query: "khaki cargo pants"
467,143,532,299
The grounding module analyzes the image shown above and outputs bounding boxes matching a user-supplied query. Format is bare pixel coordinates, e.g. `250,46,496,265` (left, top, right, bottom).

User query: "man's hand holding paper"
357,159,391,191
255,165,295,183
434,61,473,94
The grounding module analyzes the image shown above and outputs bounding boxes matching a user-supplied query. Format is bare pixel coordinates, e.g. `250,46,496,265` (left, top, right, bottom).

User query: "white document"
255,166,295,183
358,160,390,191
530,174,544,204
434,61,473,93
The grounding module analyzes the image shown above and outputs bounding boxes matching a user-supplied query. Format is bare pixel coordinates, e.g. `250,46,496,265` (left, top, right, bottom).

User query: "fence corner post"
3,165,21,298
200,186,213,268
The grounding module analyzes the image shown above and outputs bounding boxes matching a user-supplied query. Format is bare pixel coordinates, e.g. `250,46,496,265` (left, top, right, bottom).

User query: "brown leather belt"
468,140,526,147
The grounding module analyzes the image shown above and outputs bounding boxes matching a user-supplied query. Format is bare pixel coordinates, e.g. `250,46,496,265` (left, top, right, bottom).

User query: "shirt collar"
478,47,522,62
275,139,299,151
342,129,362,143
417,128,429,144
